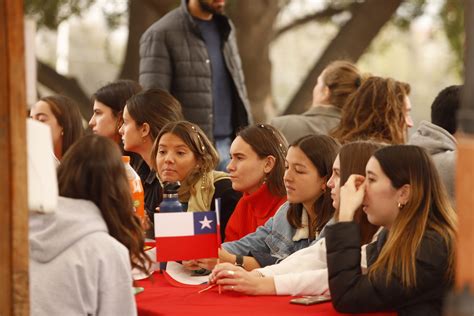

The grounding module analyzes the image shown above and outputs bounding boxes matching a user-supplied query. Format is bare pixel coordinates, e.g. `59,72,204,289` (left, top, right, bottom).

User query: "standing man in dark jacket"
139,0,253,170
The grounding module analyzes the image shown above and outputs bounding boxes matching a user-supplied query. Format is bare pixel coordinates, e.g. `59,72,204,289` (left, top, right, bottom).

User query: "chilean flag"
154,211,219,261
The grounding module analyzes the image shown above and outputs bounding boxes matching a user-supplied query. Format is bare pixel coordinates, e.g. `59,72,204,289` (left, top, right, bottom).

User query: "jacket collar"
292,207,310,241
303,105,342,118
180,0,231,40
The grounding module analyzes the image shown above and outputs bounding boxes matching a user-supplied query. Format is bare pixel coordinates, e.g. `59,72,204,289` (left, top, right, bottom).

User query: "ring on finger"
227,270,235,276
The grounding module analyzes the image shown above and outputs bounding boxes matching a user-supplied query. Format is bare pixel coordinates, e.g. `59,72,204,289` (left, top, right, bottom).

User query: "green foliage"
101,0,129,29
393,0,427,30
440,0,464,76
24,0,96,29
391,0,464,75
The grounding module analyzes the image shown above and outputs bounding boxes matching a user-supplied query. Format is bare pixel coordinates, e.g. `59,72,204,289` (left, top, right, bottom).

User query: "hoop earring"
397,202,405,209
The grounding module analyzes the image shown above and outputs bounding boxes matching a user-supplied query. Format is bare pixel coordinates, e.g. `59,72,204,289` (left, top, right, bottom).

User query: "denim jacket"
222,202,327,267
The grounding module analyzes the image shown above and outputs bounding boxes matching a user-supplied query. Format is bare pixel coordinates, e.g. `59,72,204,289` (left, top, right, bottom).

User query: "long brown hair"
93,80,142,115
286,135,340,236
338,141,383,245
322,60,361,109
93,80,142,140
331,77,410,144
368,145,457,288
58,135,150,274
40,95,84,157
151,121,219,203
237,124,288,197
126,88,183,140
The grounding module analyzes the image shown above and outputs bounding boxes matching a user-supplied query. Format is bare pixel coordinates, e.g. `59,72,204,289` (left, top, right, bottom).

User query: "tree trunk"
228,0,280,123
283,0,403,115
37,60,92,119
118,0,178,80
37,0,179,119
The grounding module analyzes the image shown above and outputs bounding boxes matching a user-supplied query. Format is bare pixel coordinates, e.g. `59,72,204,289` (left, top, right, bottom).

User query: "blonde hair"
151,121,219,202
322,60,362,109
368,145,456,288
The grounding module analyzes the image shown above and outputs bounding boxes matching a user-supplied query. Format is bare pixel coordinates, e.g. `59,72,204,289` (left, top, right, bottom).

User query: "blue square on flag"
155,211,219,261
193,212,217,235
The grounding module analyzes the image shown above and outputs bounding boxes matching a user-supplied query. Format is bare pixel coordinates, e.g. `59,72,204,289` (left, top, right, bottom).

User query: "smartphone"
290,295,331,306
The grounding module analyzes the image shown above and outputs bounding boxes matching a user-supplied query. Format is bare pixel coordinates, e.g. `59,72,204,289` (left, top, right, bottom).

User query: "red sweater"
224,183,286,242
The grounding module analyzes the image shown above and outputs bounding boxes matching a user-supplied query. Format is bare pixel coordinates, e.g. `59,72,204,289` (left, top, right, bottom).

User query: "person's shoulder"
271,114,304,127
421,229,448,248
81,232,128,254
273,202,290,217
416,229,451,267
86,233,132,269
142,7,185,39
213,176,235,193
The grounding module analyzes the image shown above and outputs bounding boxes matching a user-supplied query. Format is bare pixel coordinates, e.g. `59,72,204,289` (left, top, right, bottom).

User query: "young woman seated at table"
223,123,289,242
185,134,339,271
209,141,381,295
29,135,150,315
119,88,183,236
89,80,142,145
326,145,456,315
30,95,84,162
150,121,241,239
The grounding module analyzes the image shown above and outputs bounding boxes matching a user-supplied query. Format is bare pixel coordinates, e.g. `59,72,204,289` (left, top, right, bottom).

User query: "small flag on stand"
215,198,223,294
215,198,222,249
155,211,219,262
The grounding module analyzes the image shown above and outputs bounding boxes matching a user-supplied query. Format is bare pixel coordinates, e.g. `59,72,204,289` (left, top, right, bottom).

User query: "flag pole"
215,198,222,294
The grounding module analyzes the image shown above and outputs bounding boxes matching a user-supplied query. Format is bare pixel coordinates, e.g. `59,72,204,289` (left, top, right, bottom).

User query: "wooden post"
444,1,474,315
0,0,29,315
456,0,474,291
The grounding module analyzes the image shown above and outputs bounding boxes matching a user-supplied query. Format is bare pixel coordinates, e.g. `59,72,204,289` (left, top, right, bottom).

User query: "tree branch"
37,60,91,119
282,0,403,115
273,6,348,41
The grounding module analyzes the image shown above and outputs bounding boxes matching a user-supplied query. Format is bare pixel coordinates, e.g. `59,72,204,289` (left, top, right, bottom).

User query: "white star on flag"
199,216,213,230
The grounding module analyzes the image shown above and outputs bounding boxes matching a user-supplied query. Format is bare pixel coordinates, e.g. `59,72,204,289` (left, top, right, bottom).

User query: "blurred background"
25,0,464,134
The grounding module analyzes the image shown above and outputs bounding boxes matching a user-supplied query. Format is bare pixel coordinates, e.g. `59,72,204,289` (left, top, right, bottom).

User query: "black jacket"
325,222,452,316
139,0,252,140
209,178,241,241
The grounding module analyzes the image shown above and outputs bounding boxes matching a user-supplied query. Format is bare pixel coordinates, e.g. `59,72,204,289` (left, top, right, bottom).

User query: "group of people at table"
28,60,458,316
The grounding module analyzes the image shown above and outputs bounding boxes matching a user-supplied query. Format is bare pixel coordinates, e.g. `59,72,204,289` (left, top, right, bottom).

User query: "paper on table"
132,247,160,280
166,261,209,285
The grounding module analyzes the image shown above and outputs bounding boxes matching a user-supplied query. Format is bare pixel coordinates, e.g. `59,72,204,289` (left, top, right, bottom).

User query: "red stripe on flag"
156,234,218,261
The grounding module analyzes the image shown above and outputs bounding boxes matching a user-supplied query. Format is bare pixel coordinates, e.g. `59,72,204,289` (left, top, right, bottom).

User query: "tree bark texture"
283,0,403,115
118,0,178,81
228,0,280,123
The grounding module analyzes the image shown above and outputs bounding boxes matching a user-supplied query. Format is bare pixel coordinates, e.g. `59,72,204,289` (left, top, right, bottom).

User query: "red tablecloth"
135,272,395,316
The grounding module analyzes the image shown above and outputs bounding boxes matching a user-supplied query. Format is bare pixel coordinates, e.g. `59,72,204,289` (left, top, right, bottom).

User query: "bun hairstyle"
322,60,362,109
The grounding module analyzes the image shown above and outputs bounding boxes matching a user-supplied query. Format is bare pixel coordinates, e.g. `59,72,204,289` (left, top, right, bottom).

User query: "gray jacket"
29,197,136,316
409,120,457,203
270,105,341,144
139,0,252,140
222,202,326,267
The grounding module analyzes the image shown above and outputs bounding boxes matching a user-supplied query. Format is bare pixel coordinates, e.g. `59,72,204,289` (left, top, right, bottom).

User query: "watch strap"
235,254,244,267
